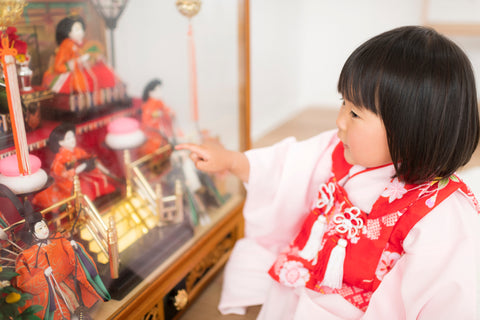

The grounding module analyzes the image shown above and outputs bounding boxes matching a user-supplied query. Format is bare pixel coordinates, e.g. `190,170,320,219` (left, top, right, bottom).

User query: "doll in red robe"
42,15,117,95
140,79,176,155
13,202,110,319
33,123,116,208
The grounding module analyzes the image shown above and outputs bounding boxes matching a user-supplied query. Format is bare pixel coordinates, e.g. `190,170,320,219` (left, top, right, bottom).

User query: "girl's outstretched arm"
175,141,250,183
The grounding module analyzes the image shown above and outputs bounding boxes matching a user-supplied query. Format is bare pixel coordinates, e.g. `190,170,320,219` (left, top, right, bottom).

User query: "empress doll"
42,15,117,95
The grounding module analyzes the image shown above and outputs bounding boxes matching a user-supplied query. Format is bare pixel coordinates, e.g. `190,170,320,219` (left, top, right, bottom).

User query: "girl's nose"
336,105,347,131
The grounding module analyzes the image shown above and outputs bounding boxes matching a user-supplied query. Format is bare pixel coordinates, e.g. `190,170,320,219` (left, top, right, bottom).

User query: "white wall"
114,0,480,147
115,0,239,149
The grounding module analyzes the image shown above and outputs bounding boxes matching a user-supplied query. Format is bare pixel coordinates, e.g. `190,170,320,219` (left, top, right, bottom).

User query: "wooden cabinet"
92,188,245,320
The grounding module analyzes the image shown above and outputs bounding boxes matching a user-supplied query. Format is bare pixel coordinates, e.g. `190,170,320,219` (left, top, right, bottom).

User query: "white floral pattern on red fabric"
334,284,372,311
365,219,381,240
375,251,401,281
381,178,407,202
381,212,400,227
278,260,310,287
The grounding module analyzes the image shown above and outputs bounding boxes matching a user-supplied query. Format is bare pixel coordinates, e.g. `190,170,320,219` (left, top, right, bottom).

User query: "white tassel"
299,215,327,264
321,238,347,289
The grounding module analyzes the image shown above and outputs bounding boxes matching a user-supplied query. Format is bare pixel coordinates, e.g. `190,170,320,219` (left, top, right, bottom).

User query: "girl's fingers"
176,143,211,160
175,143,204,155
190,152,201,163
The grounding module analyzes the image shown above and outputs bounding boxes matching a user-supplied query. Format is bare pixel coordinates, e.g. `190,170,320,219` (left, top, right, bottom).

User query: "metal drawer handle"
174,289,189,310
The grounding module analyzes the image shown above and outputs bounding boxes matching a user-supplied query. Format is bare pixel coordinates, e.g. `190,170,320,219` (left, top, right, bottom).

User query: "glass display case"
0,0,250,319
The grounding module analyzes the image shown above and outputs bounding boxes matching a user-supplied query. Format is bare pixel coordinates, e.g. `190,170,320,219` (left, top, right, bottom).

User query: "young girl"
176,26,480,319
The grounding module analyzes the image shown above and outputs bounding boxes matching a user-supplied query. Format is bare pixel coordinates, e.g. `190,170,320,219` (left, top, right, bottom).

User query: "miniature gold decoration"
0,0,26,29
174,289,188,310
176,0,201,18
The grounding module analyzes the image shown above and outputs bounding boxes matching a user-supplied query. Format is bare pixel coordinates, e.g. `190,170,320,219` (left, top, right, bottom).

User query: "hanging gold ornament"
0,0,26,30
176,0,201,19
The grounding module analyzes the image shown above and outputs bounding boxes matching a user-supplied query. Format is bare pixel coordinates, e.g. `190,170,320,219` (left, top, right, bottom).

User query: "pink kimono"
218,129,480,319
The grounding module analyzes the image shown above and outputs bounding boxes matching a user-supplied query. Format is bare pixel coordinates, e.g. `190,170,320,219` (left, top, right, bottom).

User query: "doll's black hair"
142,79,162,102
0,184,43,245
22,208,44,245
47,122,77,153
55,15,86,46
338,25,479,184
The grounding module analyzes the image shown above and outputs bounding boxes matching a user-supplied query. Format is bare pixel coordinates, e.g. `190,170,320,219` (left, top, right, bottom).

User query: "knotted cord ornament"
0,37,30,175
320,238,347,289
176,0,201,133
0,2,49,195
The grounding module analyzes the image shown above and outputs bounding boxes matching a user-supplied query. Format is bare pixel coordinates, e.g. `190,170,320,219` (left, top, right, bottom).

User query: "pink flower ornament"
278,261,310,287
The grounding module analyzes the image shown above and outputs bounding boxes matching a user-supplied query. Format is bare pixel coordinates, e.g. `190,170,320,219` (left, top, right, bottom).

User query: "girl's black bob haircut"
338,26,480,184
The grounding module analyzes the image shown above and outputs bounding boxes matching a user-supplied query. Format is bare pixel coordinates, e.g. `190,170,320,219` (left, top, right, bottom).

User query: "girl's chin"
343,149,355,165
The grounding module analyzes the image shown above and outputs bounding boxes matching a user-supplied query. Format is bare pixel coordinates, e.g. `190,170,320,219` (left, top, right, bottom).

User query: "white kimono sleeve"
362,192,479,319
219,130,340,315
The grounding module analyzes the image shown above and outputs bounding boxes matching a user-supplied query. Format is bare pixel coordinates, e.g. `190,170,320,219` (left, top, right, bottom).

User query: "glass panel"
0,1,245,318
116,0,240,150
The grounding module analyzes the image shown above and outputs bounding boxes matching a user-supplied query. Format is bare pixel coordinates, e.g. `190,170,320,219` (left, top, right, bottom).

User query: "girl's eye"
350,110,359,118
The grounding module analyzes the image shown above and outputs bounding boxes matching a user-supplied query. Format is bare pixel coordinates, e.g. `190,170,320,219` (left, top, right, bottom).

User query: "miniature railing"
0,174,120,278
0,144,184,280
125,144,184,225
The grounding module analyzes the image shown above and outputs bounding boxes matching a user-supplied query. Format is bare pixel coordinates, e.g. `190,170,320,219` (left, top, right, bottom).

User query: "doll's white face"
69,21,85,44
59,130,77,151
149,85,163,101
34,220,50,240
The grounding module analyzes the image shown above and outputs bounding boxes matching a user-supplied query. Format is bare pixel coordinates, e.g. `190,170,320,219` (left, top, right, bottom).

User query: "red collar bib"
268,142,477,311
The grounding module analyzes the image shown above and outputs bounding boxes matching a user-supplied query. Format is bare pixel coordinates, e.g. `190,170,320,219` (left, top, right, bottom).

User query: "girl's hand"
175,141,250,182
175,141,232,173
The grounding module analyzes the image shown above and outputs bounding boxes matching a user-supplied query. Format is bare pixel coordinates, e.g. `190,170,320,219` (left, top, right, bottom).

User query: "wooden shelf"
0,99,142,158
91,189,245,320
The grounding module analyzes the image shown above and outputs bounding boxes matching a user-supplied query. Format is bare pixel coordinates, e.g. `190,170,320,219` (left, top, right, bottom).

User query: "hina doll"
33,123,116,208
41,15,117,95
140,79,176,155
14,203,110,319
